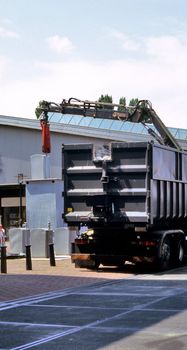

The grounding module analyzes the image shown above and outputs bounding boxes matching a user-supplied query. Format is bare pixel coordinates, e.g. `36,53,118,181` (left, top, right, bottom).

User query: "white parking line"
0,273,186,350
24,303,130,311
0,289,76,311
0,320,72,328
0,281,185,313
11,327,82,350
9,293,175,350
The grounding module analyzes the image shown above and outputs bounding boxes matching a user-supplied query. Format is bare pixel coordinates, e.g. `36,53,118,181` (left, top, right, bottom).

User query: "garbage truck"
36,98,187,270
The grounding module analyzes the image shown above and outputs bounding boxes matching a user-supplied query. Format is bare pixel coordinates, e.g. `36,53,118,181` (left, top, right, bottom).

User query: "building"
0,113,187,229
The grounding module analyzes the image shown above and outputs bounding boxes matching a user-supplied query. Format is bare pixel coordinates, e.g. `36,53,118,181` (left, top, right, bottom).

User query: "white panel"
31,154,51,180
26,179,64,229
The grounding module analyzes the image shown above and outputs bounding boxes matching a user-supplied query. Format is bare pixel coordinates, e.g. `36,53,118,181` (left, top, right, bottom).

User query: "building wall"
1,118,186,230
1,121,186,186
0,124,109,184
0,123,111,229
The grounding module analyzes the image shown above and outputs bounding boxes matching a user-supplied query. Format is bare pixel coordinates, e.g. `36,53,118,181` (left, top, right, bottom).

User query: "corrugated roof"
0,113,187,147
49,112,187,142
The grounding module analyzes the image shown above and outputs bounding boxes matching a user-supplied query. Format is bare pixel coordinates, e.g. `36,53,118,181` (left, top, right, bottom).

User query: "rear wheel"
158,237,171,271
172,239,185,266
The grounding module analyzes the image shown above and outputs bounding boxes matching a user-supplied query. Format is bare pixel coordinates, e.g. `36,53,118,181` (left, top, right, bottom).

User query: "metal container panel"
152,146,177,181
64,142,149,224
150,144,187,226
182,153,187,182
63,142,187,228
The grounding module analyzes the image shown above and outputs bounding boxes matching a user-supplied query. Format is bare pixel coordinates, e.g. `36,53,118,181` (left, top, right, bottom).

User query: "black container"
63,142,187,230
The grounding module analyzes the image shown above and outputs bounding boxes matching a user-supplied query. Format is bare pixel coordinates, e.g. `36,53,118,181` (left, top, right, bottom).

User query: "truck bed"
63,142,187,229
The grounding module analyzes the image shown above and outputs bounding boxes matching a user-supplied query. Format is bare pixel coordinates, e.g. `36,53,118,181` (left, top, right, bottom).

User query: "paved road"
0,264,187,350
0,258,133,302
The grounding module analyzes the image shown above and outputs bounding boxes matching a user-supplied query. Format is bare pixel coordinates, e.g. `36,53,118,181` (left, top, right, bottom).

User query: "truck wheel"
158,237,171,270
172,239,185,266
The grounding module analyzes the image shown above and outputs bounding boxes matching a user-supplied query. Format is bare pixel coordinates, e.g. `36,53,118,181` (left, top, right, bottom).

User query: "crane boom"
36,98,181,151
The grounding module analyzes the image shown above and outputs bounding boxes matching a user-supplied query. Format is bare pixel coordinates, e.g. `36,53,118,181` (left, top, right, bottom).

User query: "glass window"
120,121,135,132
99,119,113,129
68,115,83,125
79,117,93,127
110,120,124,131
89,118,103,128
49,112,187,141
48,113,62,123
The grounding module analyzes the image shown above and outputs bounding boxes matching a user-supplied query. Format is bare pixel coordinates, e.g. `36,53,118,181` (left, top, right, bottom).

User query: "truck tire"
172,239,185,266
158,237,171,270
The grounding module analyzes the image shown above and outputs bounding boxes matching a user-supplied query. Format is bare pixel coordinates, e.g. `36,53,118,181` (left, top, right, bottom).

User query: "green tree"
98,94,113,104
118,97,126,112
129,98,139,107
98,94,113,109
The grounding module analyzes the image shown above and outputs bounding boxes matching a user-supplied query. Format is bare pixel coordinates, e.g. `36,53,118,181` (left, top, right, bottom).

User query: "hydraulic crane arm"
36,98,181,151
129,100,181,150
36,98,130,120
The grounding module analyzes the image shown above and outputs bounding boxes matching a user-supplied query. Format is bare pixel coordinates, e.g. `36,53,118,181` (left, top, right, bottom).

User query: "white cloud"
1,33,187,131
46,35,74,54
0,57,185,129
109,29,140,51
145,35,187,64
0,26,19,38
109,29,187,66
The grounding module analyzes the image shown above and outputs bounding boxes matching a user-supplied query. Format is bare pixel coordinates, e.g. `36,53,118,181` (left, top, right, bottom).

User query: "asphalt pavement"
0,258,187,350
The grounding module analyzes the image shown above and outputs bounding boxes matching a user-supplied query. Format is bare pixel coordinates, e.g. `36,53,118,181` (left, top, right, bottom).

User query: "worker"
0,224,5,246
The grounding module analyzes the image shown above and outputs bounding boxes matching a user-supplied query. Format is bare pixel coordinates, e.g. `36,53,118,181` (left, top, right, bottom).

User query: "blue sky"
1,0,187,128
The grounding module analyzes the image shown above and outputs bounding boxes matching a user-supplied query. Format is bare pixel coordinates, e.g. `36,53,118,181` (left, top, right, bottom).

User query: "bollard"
23,229,32,270
49,243,56,266
25,245,32,270
47,229,56,266
1,245,7,274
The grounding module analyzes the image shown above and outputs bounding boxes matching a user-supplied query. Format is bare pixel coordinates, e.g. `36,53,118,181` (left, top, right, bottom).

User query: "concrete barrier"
30,229,50,258
54,227,70,255
8,228,30,255
9,227,74,258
